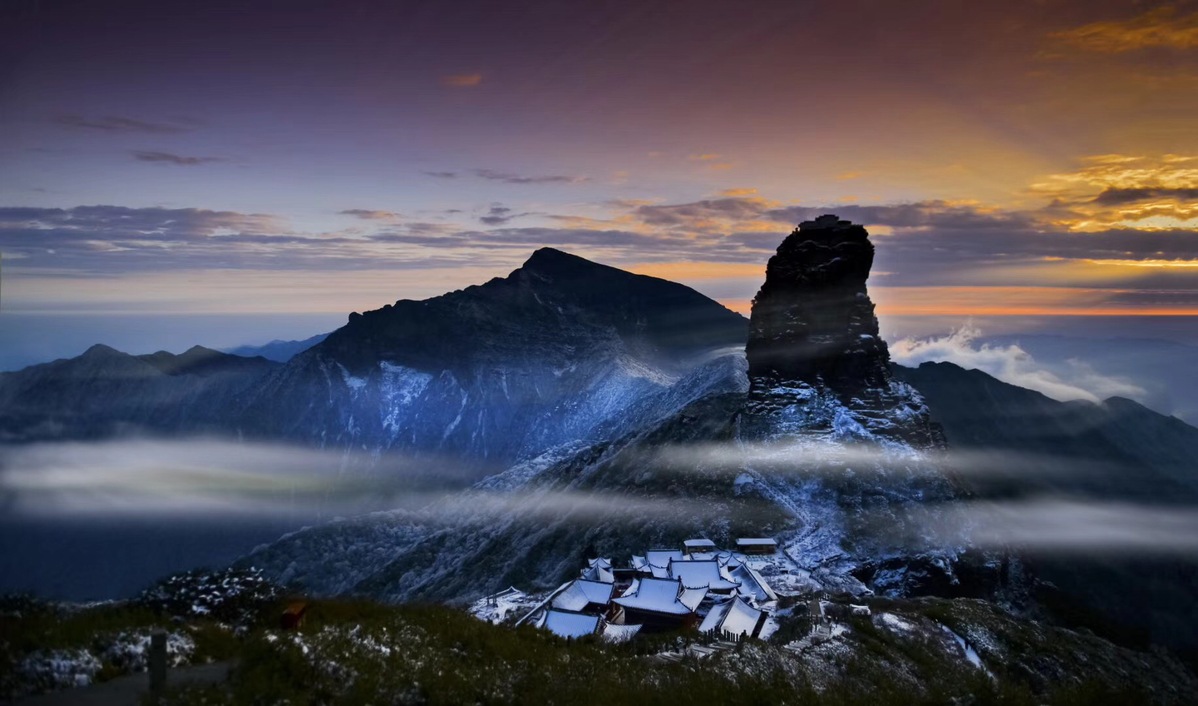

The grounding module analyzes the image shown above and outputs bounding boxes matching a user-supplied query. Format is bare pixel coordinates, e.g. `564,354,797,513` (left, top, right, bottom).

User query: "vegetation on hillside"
3,570,1194,705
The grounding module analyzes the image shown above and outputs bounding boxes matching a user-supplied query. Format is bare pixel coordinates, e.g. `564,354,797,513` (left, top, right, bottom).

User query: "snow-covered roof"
543,610,601,639
678,585,708,612
714,551,742,568
698,599,731,633
631,555,648,572
729,565,778,602
668,559,741,591
613,578,704,615
580,563,615,583
735,537,778,547
552,580,614,612
646,549,684,568
699,597,761,637
649,564,670,579
600,622,642,643
687,551,718,561
683,538,716,549
587,557,613,570
515,581,573,627
722,597,763,637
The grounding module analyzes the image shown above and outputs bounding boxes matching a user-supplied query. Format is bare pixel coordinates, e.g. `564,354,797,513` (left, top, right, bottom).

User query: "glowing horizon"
1,0,1196,360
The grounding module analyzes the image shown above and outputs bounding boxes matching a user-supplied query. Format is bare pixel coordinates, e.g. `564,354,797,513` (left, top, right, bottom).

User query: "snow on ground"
757,613,781,641
14,629,195,697
473,442,592,491
100,630,195,672
878,612,917,633
17,649,102,691
940,624,995,678
469,587,547,625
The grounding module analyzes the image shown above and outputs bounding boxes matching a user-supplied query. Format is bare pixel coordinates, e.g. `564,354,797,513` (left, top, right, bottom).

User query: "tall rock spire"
746,214,892,396
743,215,942,447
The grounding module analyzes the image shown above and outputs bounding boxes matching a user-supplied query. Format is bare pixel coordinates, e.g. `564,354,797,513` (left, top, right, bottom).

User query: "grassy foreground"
3,570,1194,705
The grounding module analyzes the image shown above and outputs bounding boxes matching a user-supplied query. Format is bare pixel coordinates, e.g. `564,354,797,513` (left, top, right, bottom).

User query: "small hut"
683,538,717,555
735,537,778,555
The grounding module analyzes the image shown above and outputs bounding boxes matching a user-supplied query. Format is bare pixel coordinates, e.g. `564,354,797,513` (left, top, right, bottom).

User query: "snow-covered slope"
233,248,748,473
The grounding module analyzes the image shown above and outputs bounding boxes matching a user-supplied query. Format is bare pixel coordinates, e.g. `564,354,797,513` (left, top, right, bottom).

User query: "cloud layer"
8,438,1198,557
890,324,1147,403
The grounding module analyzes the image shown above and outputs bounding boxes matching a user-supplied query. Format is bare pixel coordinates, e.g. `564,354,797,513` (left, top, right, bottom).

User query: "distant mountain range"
1,248,747,472
0,344,277,442
224,332,330,362
2,227,1197,659
979,333,1198,425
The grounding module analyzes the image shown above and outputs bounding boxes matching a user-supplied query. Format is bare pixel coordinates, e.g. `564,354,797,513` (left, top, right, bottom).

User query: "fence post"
148,630,167,702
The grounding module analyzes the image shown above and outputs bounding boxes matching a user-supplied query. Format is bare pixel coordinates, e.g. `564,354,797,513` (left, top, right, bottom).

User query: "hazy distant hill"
982,333,1198,424
225,332,330,362
894,361,1198,503
0,345,277,442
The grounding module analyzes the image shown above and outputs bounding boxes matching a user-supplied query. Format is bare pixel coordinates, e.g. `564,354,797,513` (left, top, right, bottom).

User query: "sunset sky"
3,0,1198,367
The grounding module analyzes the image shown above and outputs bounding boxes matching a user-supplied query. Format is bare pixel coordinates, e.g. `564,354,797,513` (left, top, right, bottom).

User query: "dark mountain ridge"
895,361,1198,503
138,345,276,377
231,247,749,469
225,332,330,362
0,345,278,442
895,360,1198,652
322,247,746,375
243,218,972,604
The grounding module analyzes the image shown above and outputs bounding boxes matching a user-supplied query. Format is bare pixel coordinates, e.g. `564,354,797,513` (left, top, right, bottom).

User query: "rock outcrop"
743,215,943,447
746,215,889,396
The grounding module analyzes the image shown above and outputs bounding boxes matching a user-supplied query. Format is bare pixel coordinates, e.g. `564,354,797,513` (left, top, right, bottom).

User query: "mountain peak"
137,345,274,376
80,343,126,359
519,247,608,277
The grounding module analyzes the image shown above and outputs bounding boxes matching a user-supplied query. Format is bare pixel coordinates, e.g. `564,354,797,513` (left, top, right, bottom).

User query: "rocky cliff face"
732,216,965,594
744,215,943,448
233,248,749,474
747,215,887,394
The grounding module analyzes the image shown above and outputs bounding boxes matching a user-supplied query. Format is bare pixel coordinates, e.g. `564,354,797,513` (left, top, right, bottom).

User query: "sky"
3,0,1198,368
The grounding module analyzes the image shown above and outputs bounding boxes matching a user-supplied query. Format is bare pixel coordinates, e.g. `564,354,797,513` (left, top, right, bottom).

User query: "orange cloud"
688,153,734,171
441,73,483,87
1083,258,1198,268
1052,7,1198,53
719,188,759,197
1029,154,1198,230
